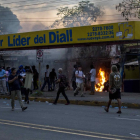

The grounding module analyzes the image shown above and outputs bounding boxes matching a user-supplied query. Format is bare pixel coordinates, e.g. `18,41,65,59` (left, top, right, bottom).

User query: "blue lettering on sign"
34,34,46,44
8,35,31,47
49,29,73,44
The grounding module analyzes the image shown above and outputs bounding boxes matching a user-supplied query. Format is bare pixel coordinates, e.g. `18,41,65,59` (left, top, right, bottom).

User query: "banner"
0,21,139,49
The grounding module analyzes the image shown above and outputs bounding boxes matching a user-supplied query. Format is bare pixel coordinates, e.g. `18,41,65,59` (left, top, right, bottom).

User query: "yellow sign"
0,21,139,49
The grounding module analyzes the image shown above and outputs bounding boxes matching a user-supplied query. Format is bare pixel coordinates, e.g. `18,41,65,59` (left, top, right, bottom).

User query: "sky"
0,0,139,33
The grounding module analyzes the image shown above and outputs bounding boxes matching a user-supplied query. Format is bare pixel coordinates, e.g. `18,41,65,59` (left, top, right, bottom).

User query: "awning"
125,61,139,66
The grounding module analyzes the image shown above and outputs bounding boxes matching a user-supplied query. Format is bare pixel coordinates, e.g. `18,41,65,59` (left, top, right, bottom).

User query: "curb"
0,95,140,109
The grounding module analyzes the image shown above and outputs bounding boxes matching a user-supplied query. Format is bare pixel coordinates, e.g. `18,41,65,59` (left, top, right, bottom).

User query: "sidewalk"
0,90,140,109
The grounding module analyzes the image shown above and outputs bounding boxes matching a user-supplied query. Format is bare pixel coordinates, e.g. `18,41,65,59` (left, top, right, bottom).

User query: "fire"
95,68,106,92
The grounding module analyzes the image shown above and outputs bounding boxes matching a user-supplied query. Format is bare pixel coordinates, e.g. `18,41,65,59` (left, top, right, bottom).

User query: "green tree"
0,5,21,35
116,0,140,20
51,0,104,28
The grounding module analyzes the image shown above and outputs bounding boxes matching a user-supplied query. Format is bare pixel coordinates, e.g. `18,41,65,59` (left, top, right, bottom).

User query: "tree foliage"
51,1,104,28
116,0,140,20
0,5,21,35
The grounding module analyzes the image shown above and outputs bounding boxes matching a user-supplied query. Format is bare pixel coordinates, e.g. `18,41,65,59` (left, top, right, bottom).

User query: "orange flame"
95,68,106,92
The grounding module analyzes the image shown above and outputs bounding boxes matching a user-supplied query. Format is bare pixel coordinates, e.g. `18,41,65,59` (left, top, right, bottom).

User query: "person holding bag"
104,65,122,114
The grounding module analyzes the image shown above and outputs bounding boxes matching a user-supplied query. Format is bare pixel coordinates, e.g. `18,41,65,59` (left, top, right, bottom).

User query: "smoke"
0,5,21,35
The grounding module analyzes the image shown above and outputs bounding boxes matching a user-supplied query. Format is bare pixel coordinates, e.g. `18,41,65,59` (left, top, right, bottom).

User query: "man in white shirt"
74,66,85,97
89,65,96,95
41,65,51,91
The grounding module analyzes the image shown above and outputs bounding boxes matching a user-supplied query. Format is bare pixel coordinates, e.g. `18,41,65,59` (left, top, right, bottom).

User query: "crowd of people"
0,64,122,114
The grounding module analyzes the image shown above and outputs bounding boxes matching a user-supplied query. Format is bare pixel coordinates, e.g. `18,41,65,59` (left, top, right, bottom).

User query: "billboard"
0,21,139,49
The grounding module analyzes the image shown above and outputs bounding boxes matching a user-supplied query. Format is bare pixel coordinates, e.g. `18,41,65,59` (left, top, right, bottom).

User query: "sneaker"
22,107,27,111
117,111,122,114
104,107,109,112
11,108,14,111
65,103,70,105
27,101,29,104
53,103,57,105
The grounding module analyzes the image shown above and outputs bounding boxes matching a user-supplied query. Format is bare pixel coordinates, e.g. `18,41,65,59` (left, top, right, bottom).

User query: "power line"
0,0,36,5
0,0,113,12
0,14,121,20
0,0,112,6
0,19,138,22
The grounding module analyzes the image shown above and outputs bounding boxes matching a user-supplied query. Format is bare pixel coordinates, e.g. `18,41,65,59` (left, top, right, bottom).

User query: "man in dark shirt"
53,68,70,105
49,68,57,91
8,68,27,111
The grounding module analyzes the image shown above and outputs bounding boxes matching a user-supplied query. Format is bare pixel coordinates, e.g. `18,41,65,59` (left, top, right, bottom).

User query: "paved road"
0,99,140,140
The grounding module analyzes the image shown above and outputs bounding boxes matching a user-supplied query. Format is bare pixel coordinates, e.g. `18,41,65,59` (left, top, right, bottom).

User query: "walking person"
32,66,39,90
53,68,70,105
49,68,57,91
8,68,27,111
0,66,8,95
74,66,85,97
104,65,122,114
89,65,96,95
6,67,10,95
41,65,51,92
71,65,77,91
24,66,33,104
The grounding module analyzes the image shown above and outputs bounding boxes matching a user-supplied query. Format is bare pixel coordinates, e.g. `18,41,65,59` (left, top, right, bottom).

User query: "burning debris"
95,68,106,92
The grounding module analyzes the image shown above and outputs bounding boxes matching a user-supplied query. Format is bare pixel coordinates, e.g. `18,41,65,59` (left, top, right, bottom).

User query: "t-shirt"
58,74,67,88
109,72,122,89
75,71,84,83
0,69,6,80
46,69,49,77
6,71,9,82
8,75,22,91
16,69,26,75
49,71,57,80
90,69,96,82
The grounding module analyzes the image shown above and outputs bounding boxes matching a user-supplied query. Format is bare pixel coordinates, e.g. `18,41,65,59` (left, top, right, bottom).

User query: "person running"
49,68,57,91
8,68,27,111
0,66,8,95
53,68,70,105
74,66,85,97
71,65,77,91
41,65,51,91
89,65,96,95
104,65,122,114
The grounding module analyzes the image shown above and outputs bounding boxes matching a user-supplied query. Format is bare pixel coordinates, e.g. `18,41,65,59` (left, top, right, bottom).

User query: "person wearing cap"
0,66,8,95
16,65,26,75
53,68,70,105
104,65,122,114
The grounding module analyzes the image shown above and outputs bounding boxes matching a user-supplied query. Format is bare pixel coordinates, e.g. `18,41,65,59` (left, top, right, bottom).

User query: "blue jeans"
41,77,51,91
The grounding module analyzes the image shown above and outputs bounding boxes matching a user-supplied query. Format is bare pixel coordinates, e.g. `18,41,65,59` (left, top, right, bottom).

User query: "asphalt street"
0,99,140,140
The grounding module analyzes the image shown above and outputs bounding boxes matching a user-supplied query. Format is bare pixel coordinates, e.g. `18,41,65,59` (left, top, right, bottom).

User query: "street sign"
36,49,43,62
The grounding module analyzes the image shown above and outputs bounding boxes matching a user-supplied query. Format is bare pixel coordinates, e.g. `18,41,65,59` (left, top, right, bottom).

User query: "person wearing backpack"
104,65,122,114
74,66,85,97
53,68,70,105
